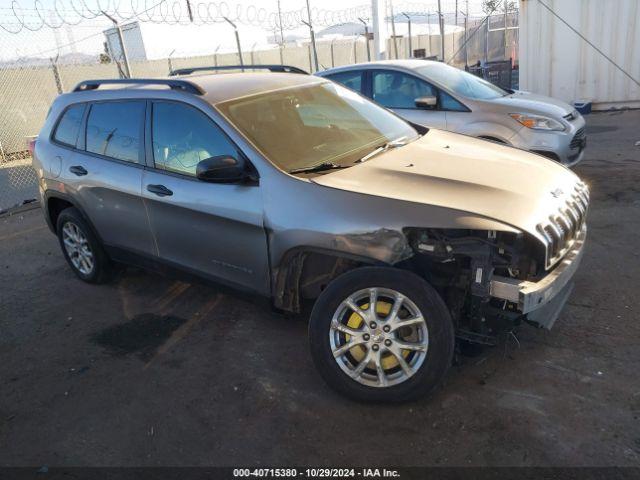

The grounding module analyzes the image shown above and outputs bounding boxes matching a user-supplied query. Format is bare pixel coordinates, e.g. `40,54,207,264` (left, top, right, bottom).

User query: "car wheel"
56,207,112,284
309,267,454,403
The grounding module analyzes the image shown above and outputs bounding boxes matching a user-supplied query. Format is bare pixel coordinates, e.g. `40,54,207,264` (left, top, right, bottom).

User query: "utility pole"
223,17,244,69
304,0,319,71
402,12,412,58
371,0,387,60
437,0,445,61
101,10,131,78
358,17,371,61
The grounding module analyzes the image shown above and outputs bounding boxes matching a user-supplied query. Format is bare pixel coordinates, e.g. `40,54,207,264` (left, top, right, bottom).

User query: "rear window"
53,104,85,147
85,101,145,163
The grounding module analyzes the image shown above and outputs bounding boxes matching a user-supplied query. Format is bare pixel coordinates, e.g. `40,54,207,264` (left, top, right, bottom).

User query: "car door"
141,100,269,294
369,69,447,129
56,100,155,256
322,70,365,94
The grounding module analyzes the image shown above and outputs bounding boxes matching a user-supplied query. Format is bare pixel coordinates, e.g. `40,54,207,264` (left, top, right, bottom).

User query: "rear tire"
56,207,112,284
309,267,454,403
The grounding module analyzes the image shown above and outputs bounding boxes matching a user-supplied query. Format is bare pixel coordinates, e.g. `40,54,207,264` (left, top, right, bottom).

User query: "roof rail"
73,78,205,95
169,64,309,77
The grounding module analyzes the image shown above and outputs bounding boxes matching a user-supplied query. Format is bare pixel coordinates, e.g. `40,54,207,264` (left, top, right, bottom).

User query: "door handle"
69,165,88,176
147,184,173,197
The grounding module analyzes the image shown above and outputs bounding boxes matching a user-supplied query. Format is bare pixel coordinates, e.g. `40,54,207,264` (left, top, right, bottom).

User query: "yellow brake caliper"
345,301,410,371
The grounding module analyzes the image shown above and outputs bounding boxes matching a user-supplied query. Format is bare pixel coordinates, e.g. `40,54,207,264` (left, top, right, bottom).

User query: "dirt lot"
1,110,640,467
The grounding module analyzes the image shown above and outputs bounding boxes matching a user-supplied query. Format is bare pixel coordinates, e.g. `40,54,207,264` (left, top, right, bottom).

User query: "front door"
369,69,448,129
141,100,270,294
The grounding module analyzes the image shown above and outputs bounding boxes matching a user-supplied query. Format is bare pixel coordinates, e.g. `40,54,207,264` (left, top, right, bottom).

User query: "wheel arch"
272,246,391,313
43,191,102,243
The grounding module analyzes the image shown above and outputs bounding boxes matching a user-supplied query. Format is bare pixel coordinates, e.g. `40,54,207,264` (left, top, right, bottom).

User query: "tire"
56,207,112,284
309,266,455,403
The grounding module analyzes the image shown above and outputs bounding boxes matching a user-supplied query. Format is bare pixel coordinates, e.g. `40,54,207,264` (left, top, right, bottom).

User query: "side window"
86,101,145,163
53,104,85,147
440,91,468,112
324,71,363,93
372,71,436,109
152,102,238,177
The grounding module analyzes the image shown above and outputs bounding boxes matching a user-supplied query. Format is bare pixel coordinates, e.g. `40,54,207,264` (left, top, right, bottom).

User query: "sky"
0,0,491,61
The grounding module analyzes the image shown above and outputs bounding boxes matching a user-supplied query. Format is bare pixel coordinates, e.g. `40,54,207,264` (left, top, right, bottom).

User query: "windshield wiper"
355,137,409,164
288,162,349,174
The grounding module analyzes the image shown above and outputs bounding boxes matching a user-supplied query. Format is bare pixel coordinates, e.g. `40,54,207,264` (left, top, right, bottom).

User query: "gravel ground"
1,110,639,467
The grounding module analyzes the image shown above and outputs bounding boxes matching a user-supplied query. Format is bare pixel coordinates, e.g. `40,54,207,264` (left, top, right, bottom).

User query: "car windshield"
216,82,419,172
417,63,508,100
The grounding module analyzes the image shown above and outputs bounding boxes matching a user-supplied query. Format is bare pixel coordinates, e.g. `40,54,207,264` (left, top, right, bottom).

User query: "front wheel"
309,267,454,403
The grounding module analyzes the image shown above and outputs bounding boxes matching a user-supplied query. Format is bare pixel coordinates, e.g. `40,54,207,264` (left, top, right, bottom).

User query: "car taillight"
28,138,36,156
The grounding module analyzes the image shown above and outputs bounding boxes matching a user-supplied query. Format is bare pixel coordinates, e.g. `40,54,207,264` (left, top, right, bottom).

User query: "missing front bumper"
489,227,586,324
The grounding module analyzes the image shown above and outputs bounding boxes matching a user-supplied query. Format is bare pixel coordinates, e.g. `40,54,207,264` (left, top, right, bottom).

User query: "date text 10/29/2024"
233,468,401,478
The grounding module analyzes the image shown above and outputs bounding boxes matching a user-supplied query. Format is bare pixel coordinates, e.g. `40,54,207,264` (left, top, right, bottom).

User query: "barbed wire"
0,0,388,33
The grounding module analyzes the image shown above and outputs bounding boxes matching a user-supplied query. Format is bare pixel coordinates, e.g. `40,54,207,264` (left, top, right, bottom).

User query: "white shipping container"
519,0,640,110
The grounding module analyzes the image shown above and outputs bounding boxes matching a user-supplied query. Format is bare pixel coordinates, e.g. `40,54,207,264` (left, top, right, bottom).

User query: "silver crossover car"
33,69,588,402
317,60,586,167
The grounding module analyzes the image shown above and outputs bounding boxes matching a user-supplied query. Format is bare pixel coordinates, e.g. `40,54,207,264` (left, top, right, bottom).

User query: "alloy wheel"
61,221,94,276
329,287,429,388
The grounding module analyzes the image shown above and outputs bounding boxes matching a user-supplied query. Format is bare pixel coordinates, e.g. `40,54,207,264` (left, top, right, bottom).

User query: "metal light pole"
223,16,243,69
402,12,412,58
437,0,445,61
304,0,319,72
358,17,371,61
101,10,131,78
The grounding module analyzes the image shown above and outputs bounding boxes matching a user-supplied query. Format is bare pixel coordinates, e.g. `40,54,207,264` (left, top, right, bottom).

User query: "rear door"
57,100,155,256
369,69,447,129
141,100,269,293
322,70,365,94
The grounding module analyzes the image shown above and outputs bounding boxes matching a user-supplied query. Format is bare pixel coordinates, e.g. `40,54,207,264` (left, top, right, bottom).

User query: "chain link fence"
0,5,518,213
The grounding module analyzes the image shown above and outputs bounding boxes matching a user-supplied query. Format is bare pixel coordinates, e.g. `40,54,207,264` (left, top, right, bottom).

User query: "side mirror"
196,155,247,183
415,96,437,109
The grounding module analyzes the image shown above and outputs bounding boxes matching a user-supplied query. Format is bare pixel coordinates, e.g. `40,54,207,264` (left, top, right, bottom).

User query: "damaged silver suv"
33,68,588,402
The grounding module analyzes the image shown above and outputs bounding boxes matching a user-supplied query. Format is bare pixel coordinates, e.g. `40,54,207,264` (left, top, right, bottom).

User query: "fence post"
214,45,220,67
437,0,445,61
101,11,131,78
389,1,398,59
167,49,175,74
402,13,412,58
353,38,357,63
50,55,64,94
304,0,319,72
358,17,371,61
484,14,489,63
250,42,257,64
504,0,508,60
330,38,336,67
223,17,244,70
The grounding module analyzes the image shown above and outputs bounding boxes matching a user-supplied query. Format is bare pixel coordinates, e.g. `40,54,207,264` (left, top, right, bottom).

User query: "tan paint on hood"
311,129,584,239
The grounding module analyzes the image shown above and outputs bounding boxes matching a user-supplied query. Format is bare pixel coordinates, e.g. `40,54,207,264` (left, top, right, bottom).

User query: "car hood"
487,90,575,118
311,129,584,239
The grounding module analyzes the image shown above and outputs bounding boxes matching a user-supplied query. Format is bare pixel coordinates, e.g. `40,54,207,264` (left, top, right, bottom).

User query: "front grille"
570,127,586,149
536,182,589,269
